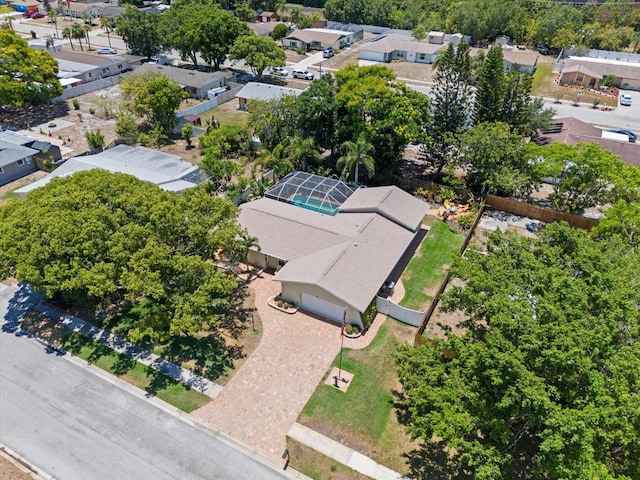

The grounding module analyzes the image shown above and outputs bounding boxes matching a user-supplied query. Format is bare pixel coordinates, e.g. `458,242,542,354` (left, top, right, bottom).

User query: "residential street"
0,284,288,480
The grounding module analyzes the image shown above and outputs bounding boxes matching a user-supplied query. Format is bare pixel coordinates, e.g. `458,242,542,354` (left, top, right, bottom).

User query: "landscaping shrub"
72,98,80,110
361,298,377,330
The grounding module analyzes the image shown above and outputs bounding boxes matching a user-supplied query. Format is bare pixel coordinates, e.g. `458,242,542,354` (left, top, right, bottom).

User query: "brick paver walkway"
191,272,381,460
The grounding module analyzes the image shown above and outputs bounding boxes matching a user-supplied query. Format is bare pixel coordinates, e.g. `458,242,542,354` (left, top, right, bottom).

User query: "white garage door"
301,293,344,323
359,50,385,62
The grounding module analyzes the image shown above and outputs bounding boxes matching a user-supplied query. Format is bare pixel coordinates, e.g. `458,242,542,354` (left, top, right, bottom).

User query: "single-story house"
0,131,62,186
559,57,640,90
15,145,203,196
132,64,233,99
8,0,39,14
249,21,279,37
501,47,539,74
258,11,278,22
235,82,305,109
238,171,429,327
28,39,64,53
541,117,640,168
359,33,446,64
53,51,133,83
282,28,362,51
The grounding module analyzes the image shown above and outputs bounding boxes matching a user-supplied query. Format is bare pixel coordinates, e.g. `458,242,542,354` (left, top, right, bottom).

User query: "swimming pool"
291,195,339,215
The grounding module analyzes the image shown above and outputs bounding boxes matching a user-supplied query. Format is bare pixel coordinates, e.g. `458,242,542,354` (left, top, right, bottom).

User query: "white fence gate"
376,296,424,327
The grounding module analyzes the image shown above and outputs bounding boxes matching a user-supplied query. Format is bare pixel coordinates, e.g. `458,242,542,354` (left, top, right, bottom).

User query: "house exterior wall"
559,71,600,88
621,77,640,90
358,50,387,62
282,38,306,50
0,157,37,187
280,282,363,328
247,250,281,270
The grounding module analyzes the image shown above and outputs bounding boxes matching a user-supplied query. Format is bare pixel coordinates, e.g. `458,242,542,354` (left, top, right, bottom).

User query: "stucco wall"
0,158,37,187
280,283,363,328
247,250,281,270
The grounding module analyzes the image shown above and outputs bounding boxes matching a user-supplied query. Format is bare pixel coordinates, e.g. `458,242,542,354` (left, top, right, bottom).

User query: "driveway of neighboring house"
190,272,381,461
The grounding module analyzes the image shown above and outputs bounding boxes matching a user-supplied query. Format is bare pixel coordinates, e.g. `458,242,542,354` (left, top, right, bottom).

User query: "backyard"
399,217,464,311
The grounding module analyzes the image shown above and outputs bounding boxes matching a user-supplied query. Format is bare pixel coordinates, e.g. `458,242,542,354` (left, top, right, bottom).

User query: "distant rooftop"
235,82,305,102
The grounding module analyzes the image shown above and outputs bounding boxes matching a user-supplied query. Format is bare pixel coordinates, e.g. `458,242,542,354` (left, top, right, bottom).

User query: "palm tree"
100,16,112,48
289,6,302,27
336,135,375,183
256,143,293,178
49,11,60,39
284,137,322,172
1,17,14,31
58,0,68,20
274,0,286,22
62,25,74,50
71,22,85,51
83,23,92,50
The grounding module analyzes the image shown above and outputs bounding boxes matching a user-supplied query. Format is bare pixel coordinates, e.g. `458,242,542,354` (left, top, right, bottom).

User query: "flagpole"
336,307,346,386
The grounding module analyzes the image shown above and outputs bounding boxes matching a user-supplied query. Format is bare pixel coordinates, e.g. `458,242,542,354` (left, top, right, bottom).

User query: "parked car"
322,47,334,58
536,43,550,55
30,12,44,19
619,94,632,106
97,47,118,55
22,11,37,18
292,69,314,80
608,129,638,143
270,66,288,76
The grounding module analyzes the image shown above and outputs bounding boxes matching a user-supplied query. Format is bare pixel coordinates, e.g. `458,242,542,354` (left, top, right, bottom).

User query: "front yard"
295,319,419,475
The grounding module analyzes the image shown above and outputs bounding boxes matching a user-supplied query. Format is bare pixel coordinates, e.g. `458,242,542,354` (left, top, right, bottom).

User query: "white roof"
16,145,200,195
361,34,445,55
236,82,305,102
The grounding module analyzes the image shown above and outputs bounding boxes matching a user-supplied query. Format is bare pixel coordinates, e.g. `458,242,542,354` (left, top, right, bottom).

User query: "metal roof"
265,171,358,215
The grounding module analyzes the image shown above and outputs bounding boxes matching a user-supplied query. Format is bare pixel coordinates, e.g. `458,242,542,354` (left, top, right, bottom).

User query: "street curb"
1,444,54,480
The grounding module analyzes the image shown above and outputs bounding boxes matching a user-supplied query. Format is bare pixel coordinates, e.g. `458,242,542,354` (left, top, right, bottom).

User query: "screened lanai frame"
265,171,359,216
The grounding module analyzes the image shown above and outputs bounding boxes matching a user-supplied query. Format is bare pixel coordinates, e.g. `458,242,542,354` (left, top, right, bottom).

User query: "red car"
30,12,44,19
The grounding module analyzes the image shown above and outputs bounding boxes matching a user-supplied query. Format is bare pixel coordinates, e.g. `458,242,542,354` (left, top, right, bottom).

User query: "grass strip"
399,218,463,311
285,437,369,480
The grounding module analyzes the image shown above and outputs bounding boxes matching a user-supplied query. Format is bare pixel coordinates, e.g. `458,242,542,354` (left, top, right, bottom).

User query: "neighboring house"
15,145,204,197
249,21,279,37
541,117,640,168
359,33,446,64
133,64,233,99
282,27,363,51
235,82,305,109
53,51,133,84
28,39,64,53
0,131,62,187
8,0,39,14
258,11,278,22
501,47,539,74
559,53,640,90
238,171,429,327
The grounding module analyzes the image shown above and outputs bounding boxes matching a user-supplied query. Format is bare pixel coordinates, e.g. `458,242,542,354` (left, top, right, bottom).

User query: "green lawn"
532,62,555,93
200,101,248,127
0,6,13,13
399,218,464,311
61,332,210,412
300,321,417,473
286,438,369,480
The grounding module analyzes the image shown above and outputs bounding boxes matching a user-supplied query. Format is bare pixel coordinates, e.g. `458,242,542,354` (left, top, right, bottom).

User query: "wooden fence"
484,195,599,230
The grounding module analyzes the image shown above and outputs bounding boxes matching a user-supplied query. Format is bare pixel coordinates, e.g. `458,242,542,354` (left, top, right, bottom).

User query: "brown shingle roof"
563,58,640,81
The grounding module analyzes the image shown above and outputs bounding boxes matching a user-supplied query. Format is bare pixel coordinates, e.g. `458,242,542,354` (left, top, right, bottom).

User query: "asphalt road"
0,285,288,480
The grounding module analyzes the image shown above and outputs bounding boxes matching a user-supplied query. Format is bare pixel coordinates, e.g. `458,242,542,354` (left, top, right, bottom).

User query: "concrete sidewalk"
31,302,223,399
288,423,403,480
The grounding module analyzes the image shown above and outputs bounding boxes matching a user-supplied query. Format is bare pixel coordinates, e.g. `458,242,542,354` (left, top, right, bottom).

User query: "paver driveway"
191,272,366,460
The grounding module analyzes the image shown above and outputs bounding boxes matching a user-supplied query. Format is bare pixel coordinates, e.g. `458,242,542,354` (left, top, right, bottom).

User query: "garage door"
301,293,344,323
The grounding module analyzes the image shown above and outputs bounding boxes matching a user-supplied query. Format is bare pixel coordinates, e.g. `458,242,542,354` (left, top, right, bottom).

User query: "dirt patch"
424,278,468,340
0,453,37,480
298,416,373,457
286,438,370,480
19,310,69,345
0,171,49,206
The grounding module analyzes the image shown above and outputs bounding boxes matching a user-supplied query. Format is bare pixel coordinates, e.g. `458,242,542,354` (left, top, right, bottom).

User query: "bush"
137,132,150,146
85,128,105,150
72,98,80,110
295,48,306,55
361,298,377,330
115,112,139,145
457,211,476,230
89,106,96,115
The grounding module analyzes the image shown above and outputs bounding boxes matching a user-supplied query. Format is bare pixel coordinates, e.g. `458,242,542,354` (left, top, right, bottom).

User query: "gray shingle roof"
0,145,38,167
238,184,430,312
361,34,445,55
133,64,232,89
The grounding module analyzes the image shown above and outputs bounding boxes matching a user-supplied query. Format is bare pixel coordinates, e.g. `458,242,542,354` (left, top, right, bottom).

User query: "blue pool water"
291,195,339,215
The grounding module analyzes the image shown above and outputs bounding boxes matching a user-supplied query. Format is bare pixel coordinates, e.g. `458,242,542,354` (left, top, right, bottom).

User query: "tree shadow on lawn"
162,332,237,380
393,389,473,480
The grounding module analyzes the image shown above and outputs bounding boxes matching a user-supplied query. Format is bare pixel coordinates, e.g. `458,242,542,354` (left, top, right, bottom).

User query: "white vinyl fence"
53,76,122,102
176,85,243,118
376,296,424,327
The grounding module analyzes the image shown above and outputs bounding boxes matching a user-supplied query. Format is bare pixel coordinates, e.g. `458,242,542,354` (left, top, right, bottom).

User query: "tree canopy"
229,34,286,78
397,218,640,480
0,170,251,342
120,71,188,134
0,31,63,107
116,5,163,58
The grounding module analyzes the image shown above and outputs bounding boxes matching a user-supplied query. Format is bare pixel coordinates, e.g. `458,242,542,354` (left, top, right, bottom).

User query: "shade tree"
229,34,286,78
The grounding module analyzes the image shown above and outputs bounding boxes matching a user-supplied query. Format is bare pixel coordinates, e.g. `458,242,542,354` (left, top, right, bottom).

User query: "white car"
270,66,288,77
620,94,632,106
292,69,314,80
97,47,117,55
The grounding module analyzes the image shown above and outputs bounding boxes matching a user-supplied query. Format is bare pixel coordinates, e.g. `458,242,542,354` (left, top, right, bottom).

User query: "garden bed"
267,295,299,314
